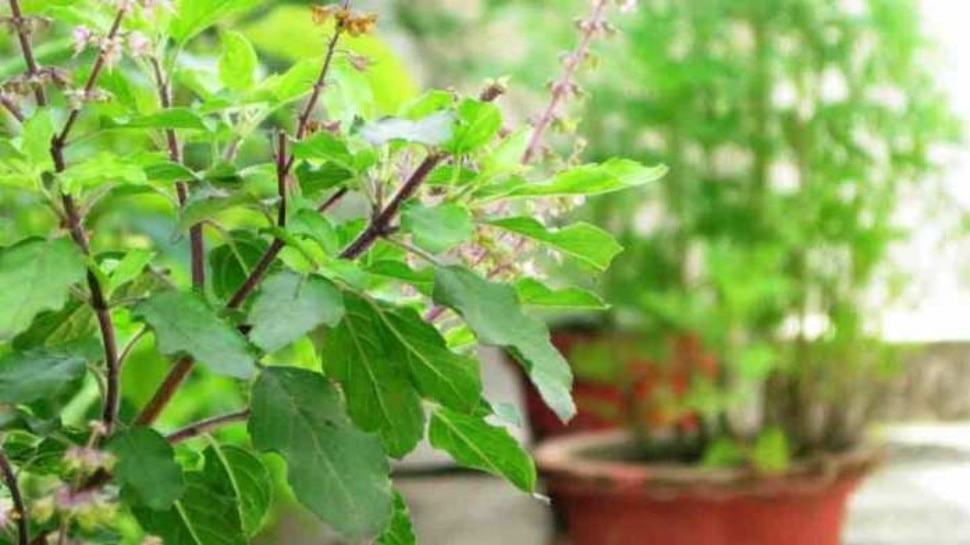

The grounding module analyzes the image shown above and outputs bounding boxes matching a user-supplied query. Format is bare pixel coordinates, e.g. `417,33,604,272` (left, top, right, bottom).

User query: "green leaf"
12,301,95,350
134,444,250,545
249,367,393,540
209,443,272,536
0,238,86,341
378,491,416,545
209,233,269,301
321,293,426,457
487,217,623,271
444,99,502,154
109,427,185,510
371,302,482,413
106,249,156,297
248,271,344,353
428,407,536,492
295,162,354,196
177,190,254,232
399,90,454,119
514,278,609,310
0,349,86,404
432,266,575,421
133,291,256,379
752,428,791,474
169,0,261,45
59,152,150,195
289,209,340,254
401,203,475,254
484,159,667,200
219,31,258,92
360,112,455,147
108,108,212,131
21,109,53,165
291,132,356,170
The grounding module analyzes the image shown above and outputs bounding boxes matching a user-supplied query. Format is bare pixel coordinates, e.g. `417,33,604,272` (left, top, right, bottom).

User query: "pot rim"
535,430,884,500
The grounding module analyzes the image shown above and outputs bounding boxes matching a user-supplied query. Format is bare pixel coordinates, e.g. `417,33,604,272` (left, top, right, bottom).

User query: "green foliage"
0,1,656,542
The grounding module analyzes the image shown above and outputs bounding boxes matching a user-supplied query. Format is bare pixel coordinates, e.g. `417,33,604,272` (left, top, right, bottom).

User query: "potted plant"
532,1,961,544
0,1,656,543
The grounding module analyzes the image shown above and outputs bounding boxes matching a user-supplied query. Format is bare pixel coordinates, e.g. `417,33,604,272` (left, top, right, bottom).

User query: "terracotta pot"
518,329,717,442
536,431,881,545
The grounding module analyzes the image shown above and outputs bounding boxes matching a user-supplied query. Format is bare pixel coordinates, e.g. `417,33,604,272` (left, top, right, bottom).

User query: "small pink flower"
127,31,152,58
72,26,92,57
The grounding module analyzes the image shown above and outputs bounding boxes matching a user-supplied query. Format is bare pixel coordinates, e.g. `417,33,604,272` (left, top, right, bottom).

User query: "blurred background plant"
394,0,964,470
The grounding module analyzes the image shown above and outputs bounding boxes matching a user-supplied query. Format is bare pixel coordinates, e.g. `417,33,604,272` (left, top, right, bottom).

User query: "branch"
48,6,130,435
166,409,251,444
149,56,204,289
0,452,29,545
7,0,46,107
340,153,443,259
521,0,610,164
0,95,24,123
275,131,289,227
137,5,353,425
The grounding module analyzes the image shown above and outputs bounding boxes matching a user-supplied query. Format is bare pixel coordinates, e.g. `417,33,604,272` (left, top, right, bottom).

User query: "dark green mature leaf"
0,238,86,341
321,293,425,458
248,271,344,353
134,445,250,545
295,161,353,196
219,31,258,92
401,203,475,254
429,407,536,492
249,367,393,539
0,349,86,404
12,301,95,350
209,233,270,301
169,0,261,45
360,112,455,147
209,444,272,536
109,427,184,510
514,278,609,310
483,159,667,200
432,266,575,421
487,217,623,271
444,99,502,154
378,491,416,545
133,291,256,379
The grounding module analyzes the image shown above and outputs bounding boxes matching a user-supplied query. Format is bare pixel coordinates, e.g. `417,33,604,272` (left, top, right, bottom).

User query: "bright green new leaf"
169,0,261,45
106,249,156,297
219,31,258,92
514,278,609,310
248,271,344,353
378,491,416,545
108,108,212,131
291,132,355,170
321,293,426,458
445,99,502,154
109,427,184,510
0,238,86,341
177,190,254,233
360,112,455,147
752,428,791,474
429,407,536,493
485,159,667,200
134,444,251,545
133,291,256,379
59,152,149,195
487,217,623,271
401,203,475,254
20,109,53,165
0,349,86,404
432,266,575,421
249,367,394,540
